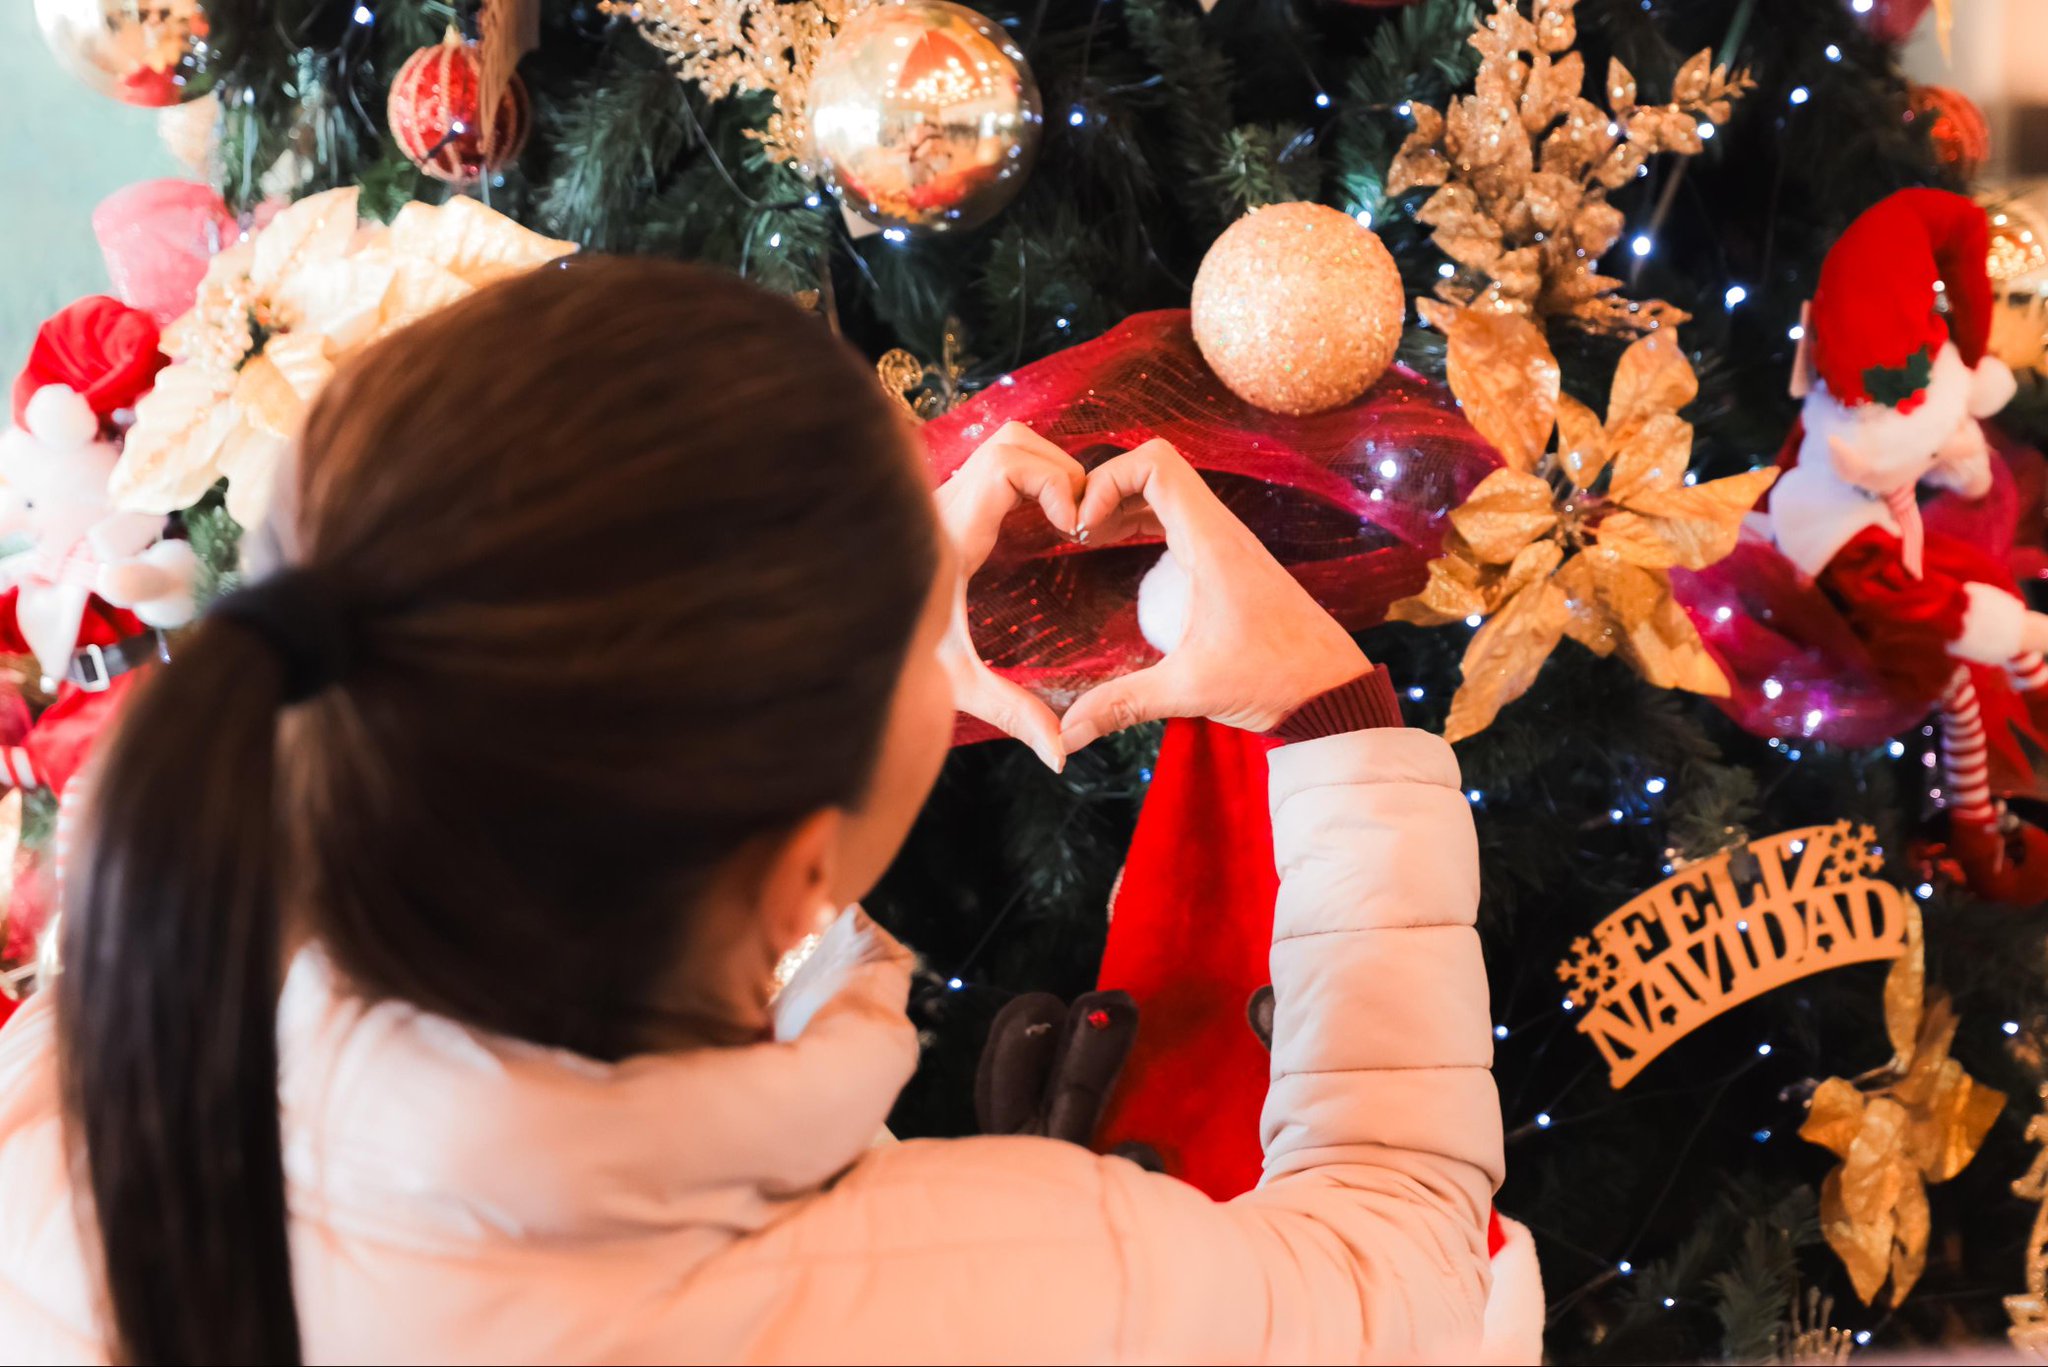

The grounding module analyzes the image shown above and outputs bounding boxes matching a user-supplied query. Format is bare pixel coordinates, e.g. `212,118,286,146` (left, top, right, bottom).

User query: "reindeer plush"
1770,189,2047,900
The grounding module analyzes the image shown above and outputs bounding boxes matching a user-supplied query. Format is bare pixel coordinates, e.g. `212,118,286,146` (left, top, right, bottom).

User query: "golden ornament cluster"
1800,910,2005,1309
877,318,972,420
1189,202,1406,416
1388,306,1774,742
1385,0,1751,337
602,0,868,166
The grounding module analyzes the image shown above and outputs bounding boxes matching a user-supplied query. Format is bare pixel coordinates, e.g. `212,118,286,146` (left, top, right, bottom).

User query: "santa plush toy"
1770,188,2048,901
0,297,199,798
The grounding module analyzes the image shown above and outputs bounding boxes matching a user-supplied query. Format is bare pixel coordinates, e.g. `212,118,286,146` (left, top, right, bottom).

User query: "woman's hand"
934,423,1087,771
1060,439,1370,752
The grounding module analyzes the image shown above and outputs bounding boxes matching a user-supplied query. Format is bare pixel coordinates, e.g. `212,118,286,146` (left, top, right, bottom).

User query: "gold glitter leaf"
1443,578,1571,743
1553,552,1617,656
1451,468,1559,564
1607,413,1694,503
1605,57,1637,111
1617,578,1729,695
1614,467,1778,569
1533,0,1574,52
1555,392,1608,488
1672,50,1711,104
1445,307,1558,471
1388,552,1492,626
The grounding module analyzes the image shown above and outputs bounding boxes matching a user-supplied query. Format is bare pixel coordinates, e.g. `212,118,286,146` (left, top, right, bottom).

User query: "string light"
1467,788,1485,804
1407,685,1426,702
1609,807,1626,823
946,977,964,990
1054,316,1071,330
1560,997,1576,1012
1662,1297,1677,1308
1645,777,1667,795
1696,122,1716,140
1713,605,1734,623
1355,208,1374,228
1535,1112,1553,1128
1888,740,1906,757
1067,107,1085,127
1494,1024,1510,1039
767,232,782,248
1754,1127,1772,1142
1465,613,1483,627
1789,86,1811,105
1314,91,1331,109
1438,262,1458,278
351,3,373,21
1630,234,1653,257
1723,284,1747,307
1852,0,1873,11
1788,323,1806,341
1915,883,1934,900
2006,1021,2023,1036
1855,1331,1873,1346
1617,1260,1634,1275
805,194,823,209
1762,678,1784,700
1756,1042,1773,1056
1377,458,1400,479
882,228,909,243
1825,43,1843,61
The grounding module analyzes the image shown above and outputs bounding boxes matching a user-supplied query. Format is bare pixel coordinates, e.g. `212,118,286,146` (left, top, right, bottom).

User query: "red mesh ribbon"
923,311,1500,739
1675,425,2046,772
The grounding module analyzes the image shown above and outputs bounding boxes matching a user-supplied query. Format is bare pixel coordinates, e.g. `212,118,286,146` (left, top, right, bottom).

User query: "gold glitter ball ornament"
806,0,1041,234
1190,202,1404,416
35,0,224,106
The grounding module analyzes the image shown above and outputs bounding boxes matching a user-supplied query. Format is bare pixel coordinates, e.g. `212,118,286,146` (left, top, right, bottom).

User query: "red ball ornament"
1856,0,1935,44
1907,83,1991,180
387,28,530,185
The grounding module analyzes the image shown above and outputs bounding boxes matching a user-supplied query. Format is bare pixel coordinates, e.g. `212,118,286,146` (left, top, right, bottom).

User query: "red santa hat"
10,297,167,437
1808,188,1993,413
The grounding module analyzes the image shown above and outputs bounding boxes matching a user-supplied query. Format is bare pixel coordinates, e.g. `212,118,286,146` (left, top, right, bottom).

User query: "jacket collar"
278,911,918,1247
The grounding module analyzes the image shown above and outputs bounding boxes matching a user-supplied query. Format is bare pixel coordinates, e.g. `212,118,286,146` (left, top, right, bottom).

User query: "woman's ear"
755,808,845,958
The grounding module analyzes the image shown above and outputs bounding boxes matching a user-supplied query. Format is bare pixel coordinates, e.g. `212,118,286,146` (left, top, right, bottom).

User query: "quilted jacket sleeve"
806,726,1499,1365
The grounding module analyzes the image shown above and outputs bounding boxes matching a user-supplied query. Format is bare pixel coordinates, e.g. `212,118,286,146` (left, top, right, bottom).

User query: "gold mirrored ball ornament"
1191,202,1405,416
806,0,1041,234
34,0,222,107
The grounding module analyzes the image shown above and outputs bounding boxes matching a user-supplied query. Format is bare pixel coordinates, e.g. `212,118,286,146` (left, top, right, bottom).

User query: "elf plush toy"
1770,189,2048,900
0,297,199,797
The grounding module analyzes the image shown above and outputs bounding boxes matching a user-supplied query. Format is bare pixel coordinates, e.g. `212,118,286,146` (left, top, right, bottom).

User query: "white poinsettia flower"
115,187,575,527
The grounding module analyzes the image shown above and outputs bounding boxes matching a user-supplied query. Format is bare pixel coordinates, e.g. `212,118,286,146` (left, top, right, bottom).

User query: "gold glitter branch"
1386,0,1753,336
1801,912,2005,1309
603,0,869,165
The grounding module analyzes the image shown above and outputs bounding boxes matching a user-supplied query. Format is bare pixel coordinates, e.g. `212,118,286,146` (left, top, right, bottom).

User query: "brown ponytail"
58,257,939,1363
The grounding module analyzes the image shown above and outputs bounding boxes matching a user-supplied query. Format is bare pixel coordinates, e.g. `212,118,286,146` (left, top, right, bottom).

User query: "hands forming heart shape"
935,423,1371,770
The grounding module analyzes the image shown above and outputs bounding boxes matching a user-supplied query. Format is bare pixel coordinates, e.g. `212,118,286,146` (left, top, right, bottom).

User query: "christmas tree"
26,0,2048,1356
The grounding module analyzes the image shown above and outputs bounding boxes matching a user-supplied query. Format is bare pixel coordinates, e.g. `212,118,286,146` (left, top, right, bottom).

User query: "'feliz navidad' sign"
1557,822,1910,1087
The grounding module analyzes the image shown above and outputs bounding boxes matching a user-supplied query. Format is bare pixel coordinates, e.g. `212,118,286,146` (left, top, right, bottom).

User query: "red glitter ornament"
1907,83,1991,181
387,28,530,185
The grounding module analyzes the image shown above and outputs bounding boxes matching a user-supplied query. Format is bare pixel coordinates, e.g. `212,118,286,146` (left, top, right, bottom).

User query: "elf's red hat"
1809,188,1993,412
10,297,166,433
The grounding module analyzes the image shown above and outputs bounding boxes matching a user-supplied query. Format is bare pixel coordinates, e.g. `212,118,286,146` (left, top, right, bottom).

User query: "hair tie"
208,569,357,704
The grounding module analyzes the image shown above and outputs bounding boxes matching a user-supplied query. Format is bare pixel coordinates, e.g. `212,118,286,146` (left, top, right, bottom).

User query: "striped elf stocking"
1942,666,1995,828
2010,651,2048,694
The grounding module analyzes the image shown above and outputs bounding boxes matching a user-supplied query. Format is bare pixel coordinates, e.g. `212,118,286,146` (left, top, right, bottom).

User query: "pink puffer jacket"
0,726,1501,1364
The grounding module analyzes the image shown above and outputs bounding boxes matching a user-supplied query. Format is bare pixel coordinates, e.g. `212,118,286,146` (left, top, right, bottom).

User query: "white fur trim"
1799,342,1973,495
1970,357,2017,418
1767,461,1888,577
21,387,97,450
1480,1215,1546,1365
1135,550,1189,653
1953,584,2030,664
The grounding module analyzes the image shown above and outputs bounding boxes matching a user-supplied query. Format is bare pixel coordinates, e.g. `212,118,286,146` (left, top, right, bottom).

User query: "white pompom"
1970,356,2018,418
21,386,98,450
1136,550,1190,653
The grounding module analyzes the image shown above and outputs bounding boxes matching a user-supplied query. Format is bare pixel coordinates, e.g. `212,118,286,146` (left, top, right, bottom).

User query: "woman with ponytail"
0,258,1499,1365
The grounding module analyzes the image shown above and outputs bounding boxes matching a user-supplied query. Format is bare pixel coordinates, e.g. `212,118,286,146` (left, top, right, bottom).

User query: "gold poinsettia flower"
1384,0,1751,336
1388,306,1776,742
117,187,576,528
1800,912,2005,1307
